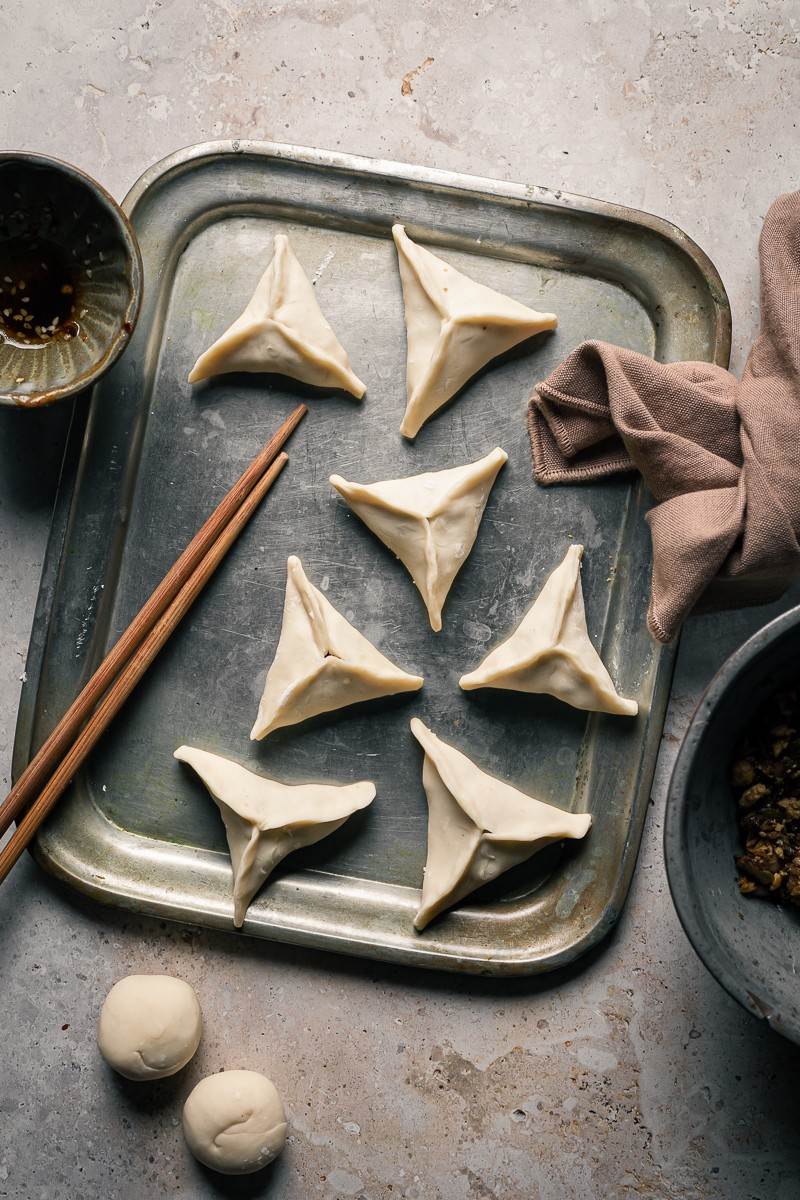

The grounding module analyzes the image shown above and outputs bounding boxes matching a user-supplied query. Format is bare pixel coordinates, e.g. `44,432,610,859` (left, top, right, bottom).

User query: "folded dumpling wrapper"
251,556,423,739
410,719,591,930
175,746,375,926
392,224,557,438
460,543,638,716
330,447,507,632
188,234,366,396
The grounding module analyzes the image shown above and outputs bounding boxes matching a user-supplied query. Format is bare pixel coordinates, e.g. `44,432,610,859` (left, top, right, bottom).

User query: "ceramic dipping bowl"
0,152,142,407
665,604,800,1044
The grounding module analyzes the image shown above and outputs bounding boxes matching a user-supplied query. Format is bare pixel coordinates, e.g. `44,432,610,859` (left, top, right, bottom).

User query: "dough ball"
182,1070,287,1175
98,974,202,1080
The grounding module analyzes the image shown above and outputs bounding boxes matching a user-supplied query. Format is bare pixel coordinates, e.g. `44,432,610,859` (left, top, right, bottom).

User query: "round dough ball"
182,1070,287,1175
98,974,202,1080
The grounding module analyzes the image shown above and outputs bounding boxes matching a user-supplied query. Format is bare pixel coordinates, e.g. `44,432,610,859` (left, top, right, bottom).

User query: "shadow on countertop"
0,397,78,512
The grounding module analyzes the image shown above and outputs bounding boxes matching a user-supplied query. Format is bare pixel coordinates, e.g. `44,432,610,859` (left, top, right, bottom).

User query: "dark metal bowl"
665,604,800,1043
0,152,142,407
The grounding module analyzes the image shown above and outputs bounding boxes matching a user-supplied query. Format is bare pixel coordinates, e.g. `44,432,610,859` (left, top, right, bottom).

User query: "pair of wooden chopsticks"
0,403,307,884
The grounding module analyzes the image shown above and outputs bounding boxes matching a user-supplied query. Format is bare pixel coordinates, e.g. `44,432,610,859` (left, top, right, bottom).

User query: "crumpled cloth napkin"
527,191,800,642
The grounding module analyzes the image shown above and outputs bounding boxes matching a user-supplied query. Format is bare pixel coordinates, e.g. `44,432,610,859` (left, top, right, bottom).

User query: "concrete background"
2,2,800,1196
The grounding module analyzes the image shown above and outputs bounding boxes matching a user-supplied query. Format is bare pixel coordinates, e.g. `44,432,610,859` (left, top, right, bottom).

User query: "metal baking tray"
13,142,730,974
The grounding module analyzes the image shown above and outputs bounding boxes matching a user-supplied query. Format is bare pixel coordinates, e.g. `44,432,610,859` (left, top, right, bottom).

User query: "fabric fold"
528,191,800,641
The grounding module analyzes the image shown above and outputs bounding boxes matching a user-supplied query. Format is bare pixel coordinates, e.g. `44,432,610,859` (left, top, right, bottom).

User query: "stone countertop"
2,3,800,1197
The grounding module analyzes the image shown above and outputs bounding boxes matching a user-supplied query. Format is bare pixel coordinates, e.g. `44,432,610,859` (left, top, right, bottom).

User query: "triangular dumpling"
175,746,375,926
330,447,507,632
188,234,366,396
251,556,423,739
392,224,557,438
460,544,638,716
410,719,591,930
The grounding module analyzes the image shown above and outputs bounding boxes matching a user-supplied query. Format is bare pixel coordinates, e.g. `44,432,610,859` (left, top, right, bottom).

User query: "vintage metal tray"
13,142,730,974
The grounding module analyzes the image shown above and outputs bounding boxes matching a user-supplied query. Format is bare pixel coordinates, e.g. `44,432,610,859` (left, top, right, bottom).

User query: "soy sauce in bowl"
0,244,81,348
0,153,141,407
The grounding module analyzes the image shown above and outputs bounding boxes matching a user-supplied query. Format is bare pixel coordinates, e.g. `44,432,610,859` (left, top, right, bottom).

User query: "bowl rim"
664,601,800,1041
0,150,143,408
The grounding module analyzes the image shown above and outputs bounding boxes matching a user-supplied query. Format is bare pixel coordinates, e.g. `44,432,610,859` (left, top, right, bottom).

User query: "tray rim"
13,140,732,975
123,138,732,372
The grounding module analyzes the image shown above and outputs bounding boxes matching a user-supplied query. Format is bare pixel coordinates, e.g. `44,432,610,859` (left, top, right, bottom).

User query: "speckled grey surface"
2,2,800,1197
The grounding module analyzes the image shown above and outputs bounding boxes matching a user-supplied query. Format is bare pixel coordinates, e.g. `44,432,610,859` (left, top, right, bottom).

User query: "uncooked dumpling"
330,447,507,632
460,543,638,716
188,234,365,396
392,224,557,437
175,745,375,926
251,556,423,739
411,719,591,931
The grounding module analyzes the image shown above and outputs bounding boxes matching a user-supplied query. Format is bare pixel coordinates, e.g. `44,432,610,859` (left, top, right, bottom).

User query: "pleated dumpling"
410,719,591,931
460,543,638,716
330,447,507,632
392,224,557,438
175,746,375,926
188,234,365,397
251,556,423,739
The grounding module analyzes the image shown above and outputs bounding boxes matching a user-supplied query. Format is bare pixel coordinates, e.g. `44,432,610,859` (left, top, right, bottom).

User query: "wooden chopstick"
0,450,290,884
0,403,306,840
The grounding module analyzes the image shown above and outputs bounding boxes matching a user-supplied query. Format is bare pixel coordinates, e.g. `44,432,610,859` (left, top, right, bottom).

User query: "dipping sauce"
0,242,81,348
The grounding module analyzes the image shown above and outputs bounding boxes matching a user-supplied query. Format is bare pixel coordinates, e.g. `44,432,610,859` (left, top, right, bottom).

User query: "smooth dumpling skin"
188,234,365,396
183,1071,287,1175
460,543,638,716
330,447,507,631
392,224,557,437
97,975,202,1080
410,719,591,930
175,745,375,926
250,556,423,739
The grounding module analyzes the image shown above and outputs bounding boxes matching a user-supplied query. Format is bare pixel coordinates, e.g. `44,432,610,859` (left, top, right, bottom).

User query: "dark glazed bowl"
665,604,800,1043
0,152,142,407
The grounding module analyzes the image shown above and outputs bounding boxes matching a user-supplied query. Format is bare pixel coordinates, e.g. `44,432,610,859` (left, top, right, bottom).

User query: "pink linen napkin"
528,192,800,642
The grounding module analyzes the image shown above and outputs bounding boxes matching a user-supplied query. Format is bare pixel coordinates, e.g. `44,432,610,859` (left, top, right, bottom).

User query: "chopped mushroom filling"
731,687,800,906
